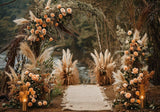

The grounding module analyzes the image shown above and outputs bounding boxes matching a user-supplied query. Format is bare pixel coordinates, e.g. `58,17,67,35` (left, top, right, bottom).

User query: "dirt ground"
0,85,114,112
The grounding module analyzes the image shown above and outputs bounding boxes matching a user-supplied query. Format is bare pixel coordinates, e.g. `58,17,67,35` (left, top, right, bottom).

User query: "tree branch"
0,0,16,7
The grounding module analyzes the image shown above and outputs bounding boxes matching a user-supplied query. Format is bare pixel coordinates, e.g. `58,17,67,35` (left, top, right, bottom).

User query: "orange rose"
44,14,48,18
42,29,46,35
132,57,135,61
26,82,31,87
46,18,51,23
133,78,138,83
123,83,128,88
139,73,143,77
35,30,39,34
130,47,134,51
39,34,44,38
132,39,135,43
29,88,34,92
50,13,55,17
120,91,125,95
67,8,72,14
59,14,63,19
62,12,66,16
36,24,39,27
127,30,132,36
29,73,33,77
43,101,47,105
130,80,134,85
31,91,36,95
37,26,42,31
142,52,145,56
38,101,42,106
132,68,138,74
55,23,59,27
136,99,141,104
57,4,61,9
28,102,33,107
124,50,129,55
125,93,131,99
134,52,138,57
137,47,141,51
32,98,36,103
130,98,135,103
124,66,128,71
42,24,47,27
38,19,43,23
49,37,53,41
24,70,29,75
30,29,35,34
135,91,140,96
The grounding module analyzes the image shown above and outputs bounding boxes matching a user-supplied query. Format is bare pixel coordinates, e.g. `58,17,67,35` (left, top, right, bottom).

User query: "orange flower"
127,30,132,36
37,26,42,31
137,47,141,51
132,68,138,74
124,66,128,71
28,102,33,107
29,88,34,92
134,51,138,57
45,6,50,10
139,73,143,77
36,24,39,27
35,30,39,34
38,19,43,23
55,23,59,27
133,78,138,83
30,29,35,34
42,24,47,27
127,56,131,60
50,13,55,17
124,50,129,55
46,18,51,23
132,39,135,43
136,99,141,104
57,4,61,9
42,29,46,35
49,37,53,41
120,91,124,95
130,47,134,51
19,91,24,96
32,75,37,80
38,101,42,106
26,82,31,87
62,12,66,16
125,93,131,99
32,98,36,103
130,98,135,103
124,102,127,106
39,34,44,38
44,14,48,18
27,91,30,95
130,80,134,85
36,38,40,41
24,70,29,75
27,26,30,30
59,14,63,19
31,91,36,95
135,91,140,96
137,77,142,82
43,101,47,105
132,57,135,61
67,8,72,14
142,52,145,56
29,73,33,77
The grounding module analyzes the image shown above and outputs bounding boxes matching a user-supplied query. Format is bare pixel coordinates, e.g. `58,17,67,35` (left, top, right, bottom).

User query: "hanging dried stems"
91,49,116,86
53,49,79,85
0,35,25,95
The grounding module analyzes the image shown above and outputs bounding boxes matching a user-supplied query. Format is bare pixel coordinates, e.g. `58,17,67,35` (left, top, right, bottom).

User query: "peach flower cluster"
125,92,131,99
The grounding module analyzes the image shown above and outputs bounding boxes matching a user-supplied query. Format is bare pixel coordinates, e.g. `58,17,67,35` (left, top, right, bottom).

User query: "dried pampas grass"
19,42,54,71
91,49,116,86
53,49,79,85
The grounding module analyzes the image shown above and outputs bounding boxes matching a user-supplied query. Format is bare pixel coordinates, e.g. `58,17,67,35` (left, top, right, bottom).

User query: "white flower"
60,8,65,13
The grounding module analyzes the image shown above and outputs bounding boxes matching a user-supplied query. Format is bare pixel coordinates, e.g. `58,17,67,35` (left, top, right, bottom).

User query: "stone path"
62,85,112,111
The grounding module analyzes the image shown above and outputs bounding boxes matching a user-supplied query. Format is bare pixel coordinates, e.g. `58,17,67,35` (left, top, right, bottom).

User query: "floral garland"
113,29,154,110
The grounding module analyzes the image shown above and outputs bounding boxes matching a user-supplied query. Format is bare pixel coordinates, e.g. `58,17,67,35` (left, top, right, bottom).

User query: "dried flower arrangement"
91,49,116,86
53,49,79,85
113,29,154,110
4,42,54,108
